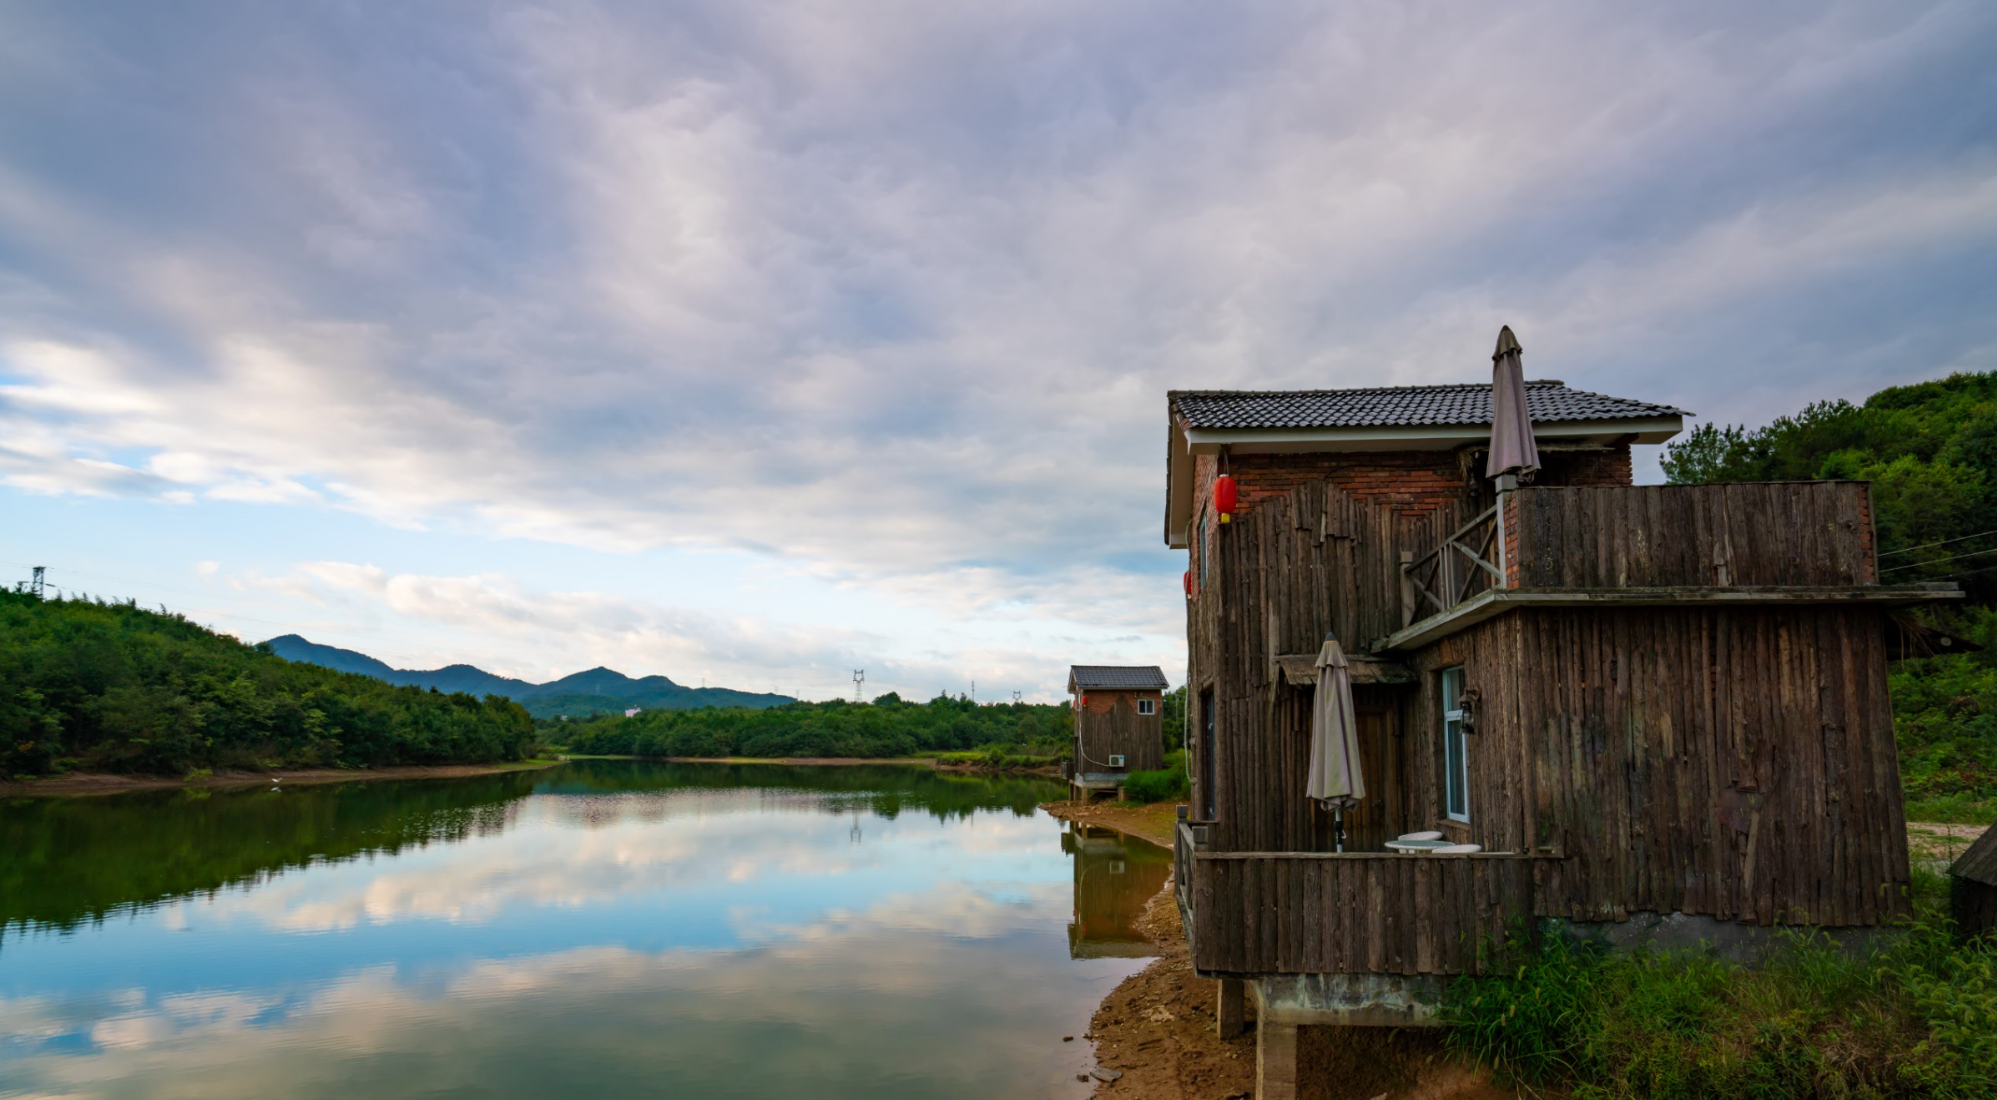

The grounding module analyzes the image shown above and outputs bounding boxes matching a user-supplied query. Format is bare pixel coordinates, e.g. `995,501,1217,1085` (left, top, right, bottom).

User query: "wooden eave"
1376,584,1963,654
1272,654,1416,686
1950,827,1997,887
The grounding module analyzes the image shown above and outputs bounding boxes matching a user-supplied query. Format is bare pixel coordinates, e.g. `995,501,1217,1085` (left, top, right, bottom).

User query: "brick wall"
1546,446,1633,487
1192,444,1635,524
1193,450,1468,521
1073,690,1161,714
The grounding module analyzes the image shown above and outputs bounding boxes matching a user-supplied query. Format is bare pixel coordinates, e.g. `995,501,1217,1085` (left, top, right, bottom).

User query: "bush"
1442,871,1997,1099
1120,749,1189,804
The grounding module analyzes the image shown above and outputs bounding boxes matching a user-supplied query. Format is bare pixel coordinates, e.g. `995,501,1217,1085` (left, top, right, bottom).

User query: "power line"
1883,545,1997,573
1879,529,1997,558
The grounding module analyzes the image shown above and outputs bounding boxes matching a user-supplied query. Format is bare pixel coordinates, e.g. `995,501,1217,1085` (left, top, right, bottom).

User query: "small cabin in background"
1164,334,1961,1100
1068,665,1167,798
1950,828,1997,940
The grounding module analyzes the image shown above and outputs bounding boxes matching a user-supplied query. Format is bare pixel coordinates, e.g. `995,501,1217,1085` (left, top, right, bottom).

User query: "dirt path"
1907,820,1989,864
0,759,564,797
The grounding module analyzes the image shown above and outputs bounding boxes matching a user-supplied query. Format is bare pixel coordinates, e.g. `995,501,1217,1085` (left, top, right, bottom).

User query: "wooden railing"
1176,826,1536,976
1400,504,1501,623
1508,482,1876,589
1398,482,1879,626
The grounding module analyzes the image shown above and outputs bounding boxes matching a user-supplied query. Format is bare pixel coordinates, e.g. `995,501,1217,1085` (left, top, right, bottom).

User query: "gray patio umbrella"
1485,325,1541,480
1305,633,1364,809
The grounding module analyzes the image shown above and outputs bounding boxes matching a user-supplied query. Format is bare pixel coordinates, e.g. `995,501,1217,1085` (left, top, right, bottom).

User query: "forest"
1664,369,1997,820
554,690,1077,759
0,590,537,778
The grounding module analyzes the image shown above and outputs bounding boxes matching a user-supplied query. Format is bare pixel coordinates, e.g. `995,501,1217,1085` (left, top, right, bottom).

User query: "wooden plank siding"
1184,471,1914,981
1187,478,1466,852
1403,604,1909,926
1180,848,1536,976
1073,693,1165,774
1507,482,1878,589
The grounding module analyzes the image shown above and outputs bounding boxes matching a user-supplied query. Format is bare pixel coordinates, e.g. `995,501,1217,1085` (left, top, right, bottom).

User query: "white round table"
1383,838,1453,853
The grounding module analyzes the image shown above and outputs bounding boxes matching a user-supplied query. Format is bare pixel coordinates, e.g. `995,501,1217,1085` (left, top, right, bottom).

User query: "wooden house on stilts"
1166,329,1961,1099
1067,665,1168,799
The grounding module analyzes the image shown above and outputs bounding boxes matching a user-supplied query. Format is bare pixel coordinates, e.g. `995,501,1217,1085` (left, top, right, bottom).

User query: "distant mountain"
261,635,793,718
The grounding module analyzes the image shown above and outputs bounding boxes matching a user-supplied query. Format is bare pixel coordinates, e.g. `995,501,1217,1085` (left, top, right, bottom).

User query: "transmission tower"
30,566,45,599
1012,691,1023,704
852,669,865,703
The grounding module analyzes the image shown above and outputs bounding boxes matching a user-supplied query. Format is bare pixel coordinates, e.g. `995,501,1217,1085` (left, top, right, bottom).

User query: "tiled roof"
1069,665,1169,691
1171,382,1687,431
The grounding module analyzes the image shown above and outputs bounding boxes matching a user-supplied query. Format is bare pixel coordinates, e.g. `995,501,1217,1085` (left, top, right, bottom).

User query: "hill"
262,635,792,718
0,592,535,778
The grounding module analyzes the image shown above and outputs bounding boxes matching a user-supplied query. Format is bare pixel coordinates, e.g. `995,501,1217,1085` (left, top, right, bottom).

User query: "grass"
932,748,1064,768
1442,866,1997,1100
1905,794,1997,826
1119,749,1189,804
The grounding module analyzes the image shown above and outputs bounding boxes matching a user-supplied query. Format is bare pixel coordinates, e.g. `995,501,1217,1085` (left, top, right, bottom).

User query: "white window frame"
1441,666,1469,823
1137,698,1156,716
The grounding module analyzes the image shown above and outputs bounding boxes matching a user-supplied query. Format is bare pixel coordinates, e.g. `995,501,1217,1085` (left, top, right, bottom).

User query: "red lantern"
1183,568,1193,596
1214,473,1237,523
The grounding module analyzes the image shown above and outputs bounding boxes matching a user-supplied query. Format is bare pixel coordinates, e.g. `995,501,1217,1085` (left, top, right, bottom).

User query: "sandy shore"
0,759,565,798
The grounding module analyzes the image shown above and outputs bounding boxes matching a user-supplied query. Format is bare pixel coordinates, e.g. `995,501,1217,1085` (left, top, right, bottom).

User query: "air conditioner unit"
1108,754,1125,767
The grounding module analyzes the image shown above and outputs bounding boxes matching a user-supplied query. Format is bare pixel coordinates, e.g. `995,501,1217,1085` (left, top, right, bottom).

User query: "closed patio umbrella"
1485,325,1540,480
1306,632,1364,809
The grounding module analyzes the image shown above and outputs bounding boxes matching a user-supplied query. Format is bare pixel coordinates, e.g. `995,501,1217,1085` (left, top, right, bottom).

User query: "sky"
2,0,1994,700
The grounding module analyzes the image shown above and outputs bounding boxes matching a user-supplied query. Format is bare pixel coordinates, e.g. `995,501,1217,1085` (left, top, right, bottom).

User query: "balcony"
1388,481,1952,650
1175,822,1535,977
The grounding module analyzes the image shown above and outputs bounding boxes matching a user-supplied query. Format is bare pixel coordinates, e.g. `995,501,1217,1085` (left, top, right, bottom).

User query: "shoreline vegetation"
0,753,1065,798
0,758,566,798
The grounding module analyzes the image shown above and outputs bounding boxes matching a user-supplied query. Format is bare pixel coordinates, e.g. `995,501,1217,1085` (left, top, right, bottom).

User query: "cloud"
241,560,1146,697
1,0,1993,683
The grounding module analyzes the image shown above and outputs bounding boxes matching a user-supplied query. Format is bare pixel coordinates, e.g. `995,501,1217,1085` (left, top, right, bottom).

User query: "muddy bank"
0,758,564,798
1043,799,1526,1100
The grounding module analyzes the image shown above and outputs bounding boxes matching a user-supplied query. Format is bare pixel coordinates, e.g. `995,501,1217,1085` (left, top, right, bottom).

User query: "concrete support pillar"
1215,977,1245,1039
1256,1020,1299,1100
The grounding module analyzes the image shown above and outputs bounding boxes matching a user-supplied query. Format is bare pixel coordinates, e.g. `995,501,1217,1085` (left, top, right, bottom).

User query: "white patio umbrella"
1485,325,1541,480
1305,633,1364,809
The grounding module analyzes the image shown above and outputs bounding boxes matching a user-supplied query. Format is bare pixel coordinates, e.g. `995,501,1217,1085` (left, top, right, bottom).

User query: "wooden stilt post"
1216,978,1245,1039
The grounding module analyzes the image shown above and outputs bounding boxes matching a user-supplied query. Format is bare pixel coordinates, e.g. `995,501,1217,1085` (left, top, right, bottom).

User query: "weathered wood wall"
1184,850,1534,975
1073,693,1165,772
1187,478,1462,849
1507,482,1878,589
1406,604,1911,926
1188,473,1910,939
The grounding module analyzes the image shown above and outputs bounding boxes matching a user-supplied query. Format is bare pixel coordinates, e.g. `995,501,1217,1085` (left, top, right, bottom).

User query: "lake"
0,761,1169,1099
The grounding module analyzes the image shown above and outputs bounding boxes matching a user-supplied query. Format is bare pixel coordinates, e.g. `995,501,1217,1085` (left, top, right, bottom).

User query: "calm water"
0,761,1170,1099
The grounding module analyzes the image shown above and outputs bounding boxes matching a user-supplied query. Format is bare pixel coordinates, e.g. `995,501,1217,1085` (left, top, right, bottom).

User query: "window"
1441,667,1469,823
1137,698,1156,716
